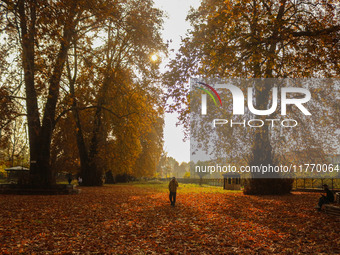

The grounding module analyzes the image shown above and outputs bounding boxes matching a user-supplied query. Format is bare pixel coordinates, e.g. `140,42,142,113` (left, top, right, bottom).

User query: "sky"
153,0,201,164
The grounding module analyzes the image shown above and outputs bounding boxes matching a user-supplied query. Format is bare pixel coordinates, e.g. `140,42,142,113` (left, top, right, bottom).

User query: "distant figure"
67,174,72,185
168,177,178,207
316,184,334,211
78,176,83,186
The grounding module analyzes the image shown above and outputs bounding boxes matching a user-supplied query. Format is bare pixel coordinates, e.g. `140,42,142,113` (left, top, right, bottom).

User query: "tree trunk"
71,96,103,186
18,0,76,187
76,72,112,186
245,0,292,194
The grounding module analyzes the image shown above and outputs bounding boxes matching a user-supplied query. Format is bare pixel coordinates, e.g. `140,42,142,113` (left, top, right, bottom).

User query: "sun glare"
151,54,158,62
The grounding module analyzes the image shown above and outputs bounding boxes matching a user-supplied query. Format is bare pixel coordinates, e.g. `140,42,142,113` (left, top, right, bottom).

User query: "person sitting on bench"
316,184,334,211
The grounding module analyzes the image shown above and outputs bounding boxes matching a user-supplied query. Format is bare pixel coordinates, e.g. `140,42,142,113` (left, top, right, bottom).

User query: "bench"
323,193,340,217
324,204,340,217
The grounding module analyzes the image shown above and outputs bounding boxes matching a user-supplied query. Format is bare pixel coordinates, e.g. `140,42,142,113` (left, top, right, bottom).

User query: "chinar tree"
0,0,131,186
165,0,339,194
62,0,166,185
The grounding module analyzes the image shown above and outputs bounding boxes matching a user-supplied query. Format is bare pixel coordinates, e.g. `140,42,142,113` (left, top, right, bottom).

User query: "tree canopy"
0,0,166,186
165,0,339,194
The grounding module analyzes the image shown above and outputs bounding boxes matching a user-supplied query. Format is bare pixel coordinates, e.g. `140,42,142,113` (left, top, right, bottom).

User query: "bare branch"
291,25,340,37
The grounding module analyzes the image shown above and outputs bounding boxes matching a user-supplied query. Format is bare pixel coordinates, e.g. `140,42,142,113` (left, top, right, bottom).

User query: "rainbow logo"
196,82,222,106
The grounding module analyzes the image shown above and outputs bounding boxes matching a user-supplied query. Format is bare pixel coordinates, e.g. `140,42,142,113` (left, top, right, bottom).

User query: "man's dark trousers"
169,192,176,206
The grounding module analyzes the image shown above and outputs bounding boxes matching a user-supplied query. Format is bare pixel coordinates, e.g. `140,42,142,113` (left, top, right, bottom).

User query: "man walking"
169,177,178,207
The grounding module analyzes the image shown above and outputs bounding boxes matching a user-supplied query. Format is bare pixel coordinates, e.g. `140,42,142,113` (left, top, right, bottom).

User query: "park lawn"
0,184,339,254
132,181,240,194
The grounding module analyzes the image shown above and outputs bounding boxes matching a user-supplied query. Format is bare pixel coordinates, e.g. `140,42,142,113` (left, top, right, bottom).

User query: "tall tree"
63,0,166,185
165,0,339,194
1,0,111,186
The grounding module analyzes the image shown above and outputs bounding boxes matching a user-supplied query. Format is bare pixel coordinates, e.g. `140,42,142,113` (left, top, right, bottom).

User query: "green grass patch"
120,181,242,194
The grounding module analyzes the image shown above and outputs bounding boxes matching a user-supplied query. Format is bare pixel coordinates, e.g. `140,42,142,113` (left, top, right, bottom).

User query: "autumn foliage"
0,184,339,254
0,0,166,185
164,0,339,195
